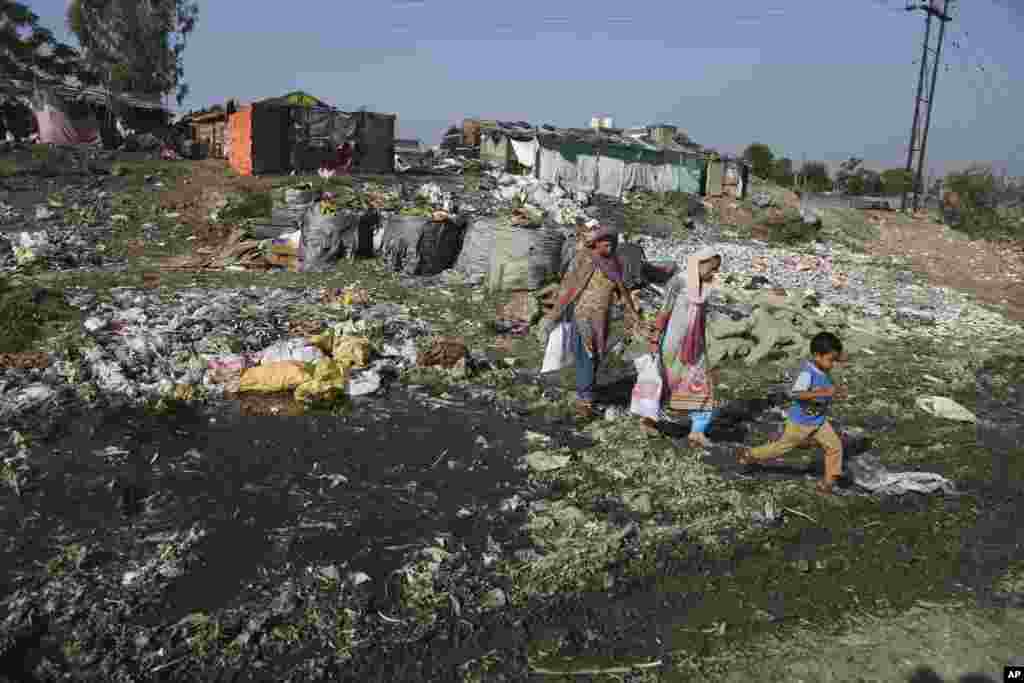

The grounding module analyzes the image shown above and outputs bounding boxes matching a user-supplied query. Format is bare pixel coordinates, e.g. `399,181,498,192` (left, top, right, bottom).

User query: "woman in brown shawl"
537,221,642,419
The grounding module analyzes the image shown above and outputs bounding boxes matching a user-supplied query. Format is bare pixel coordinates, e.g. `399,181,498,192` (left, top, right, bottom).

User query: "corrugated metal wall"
228,106,253,175
251,105,289,175
355,112,395,173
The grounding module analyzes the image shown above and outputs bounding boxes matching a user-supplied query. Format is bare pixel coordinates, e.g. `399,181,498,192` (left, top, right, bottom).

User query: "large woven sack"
488,223,565,291
617,242,647,290
459,218,564,290
454,216,503,282
271,202,312,229
285,187,314,205
379,215,465,276
378,215,425,275
487,257,532,293
299,204,366,272
417,216,466,275
343,210,378,259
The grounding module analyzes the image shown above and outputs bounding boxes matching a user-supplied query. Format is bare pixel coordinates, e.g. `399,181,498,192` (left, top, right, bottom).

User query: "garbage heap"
0,287,436,422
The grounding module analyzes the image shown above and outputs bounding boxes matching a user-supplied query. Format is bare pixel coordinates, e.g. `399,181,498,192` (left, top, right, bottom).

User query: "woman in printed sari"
537,221,642,420
637,246,723,447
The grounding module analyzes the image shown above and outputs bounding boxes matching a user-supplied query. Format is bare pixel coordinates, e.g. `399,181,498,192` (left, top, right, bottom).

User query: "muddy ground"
1,154,1023,682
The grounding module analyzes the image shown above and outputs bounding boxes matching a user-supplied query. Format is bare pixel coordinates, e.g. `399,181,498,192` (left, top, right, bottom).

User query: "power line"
901,0,953,212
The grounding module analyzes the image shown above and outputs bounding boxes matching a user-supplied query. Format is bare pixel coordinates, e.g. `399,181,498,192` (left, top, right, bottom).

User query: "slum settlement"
2,89,1023,683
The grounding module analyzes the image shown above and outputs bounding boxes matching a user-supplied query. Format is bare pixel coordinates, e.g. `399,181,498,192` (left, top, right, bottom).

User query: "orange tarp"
228,106,253,176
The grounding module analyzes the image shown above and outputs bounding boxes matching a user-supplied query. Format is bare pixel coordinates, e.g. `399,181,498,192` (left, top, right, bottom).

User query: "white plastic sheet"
576,155,600,193
258,339,326,365
629,353,663,420
597,157,626,198
541,321,577,374
916,396,977,423
846,453,956,496
510,139,539,168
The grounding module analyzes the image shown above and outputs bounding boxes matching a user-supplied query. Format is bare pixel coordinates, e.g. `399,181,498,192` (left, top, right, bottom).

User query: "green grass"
219,188,273,222
949,205,1024,242
716,601,1024,683
0,276,81,353
625,191,699,238
0,158,17,177
761,211,821,245
818,207,881,247
111,159,190,186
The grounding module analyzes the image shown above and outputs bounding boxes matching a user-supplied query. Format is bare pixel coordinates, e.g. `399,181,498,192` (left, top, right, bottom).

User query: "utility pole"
901,0,953,212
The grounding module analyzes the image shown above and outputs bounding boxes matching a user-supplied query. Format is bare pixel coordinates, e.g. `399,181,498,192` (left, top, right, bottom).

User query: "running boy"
738,331,848,496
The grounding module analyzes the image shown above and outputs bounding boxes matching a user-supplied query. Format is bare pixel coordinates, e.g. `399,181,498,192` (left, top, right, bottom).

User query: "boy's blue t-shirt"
788,360,833,427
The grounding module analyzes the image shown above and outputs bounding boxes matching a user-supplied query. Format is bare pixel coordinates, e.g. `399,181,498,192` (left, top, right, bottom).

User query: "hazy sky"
30,0,1023,176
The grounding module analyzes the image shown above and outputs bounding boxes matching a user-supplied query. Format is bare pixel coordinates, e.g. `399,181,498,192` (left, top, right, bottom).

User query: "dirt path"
864,211,1024,322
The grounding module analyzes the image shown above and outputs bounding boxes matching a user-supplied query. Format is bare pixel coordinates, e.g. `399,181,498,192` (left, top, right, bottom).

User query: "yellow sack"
238,361,312,393
309,330,335,356
332,335,371,369
294,358,349,403
309,330,372,369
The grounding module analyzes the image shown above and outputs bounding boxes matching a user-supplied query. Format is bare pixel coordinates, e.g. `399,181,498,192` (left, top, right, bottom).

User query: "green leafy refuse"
0,279,79,353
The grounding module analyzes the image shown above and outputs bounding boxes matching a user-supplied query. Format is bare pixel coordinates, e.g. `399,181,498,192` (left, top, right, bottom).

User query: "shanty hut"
183,103,233,158
479,120,538,172
462,118,482,147
721,157,750,199
441,124,463,151
227,90,395,176
533,125,710,198
0,78,169,146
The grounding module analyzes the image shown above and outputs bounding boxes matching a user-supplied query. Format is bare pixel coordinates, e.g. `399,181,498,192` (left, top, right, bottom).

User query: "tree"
845,174,865,196
0,1,91,86
743,143,774,180
771,157,795,187
834,157,863,194
881,168,915,196
942,164,1020,236
945,165,999,211
861,169,884,195
66,0,199,105
800,161,831,192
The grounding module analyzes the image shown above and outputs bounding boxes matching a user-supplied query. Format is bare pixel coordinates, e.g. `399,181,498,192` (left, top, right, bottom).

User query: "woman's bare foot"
575,400,595,421
688,432,713,448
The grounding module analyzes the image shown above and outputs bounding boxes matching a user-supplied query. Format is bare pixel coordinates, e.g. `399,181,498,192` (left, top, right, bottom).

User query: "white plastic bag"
258,338,326,365
915,396,977,423
541,321,576,374
630,353,663,420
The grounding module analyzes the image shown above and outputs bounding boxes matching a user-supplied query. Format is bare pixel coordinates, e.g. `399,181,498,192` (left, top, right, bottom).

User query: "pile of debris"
484,171,588,226
0,174,173,273
635,235,991,330
0,286,436,422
